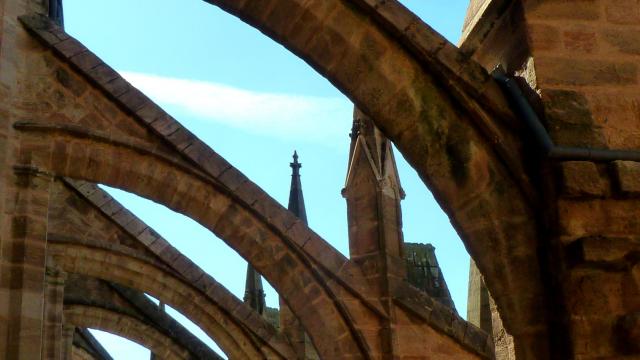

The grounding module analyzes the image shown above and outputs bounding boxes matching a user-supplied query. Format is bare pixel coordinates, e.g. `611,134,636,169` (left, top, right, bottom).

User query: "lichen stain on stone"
445,121,471,187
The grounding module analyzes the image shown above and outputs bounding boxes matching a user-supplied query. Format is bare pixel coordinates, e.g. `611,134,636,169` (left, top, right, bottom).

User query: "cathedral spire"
288,151,307,224
281,151,319,359
243,263,265,315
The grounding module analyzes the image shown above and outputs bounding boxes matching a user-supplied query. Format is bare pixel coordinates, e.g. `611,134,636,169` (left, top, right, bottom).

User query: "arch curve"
65,305,191,360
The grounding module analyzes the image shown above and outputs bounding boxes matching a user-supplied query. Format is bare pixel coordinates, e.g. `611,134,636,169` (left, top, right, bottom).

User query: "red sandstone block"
135,102,164,125
69,51,101,72
86,188,112,207
49,28,70,43
563,29,597,53
238,0,277,24
166,128,195,151
217,167,249,192
182,141,212,168
198,150,231,178
261,0,307,39
50,140,69,175
103,77,130,98
137,227,159,246
117,89,149,112
303,236,347,272
89,64,119,86
181,265,205,283
171,255,195,276
53,39,87,58
111,207,134,226
612,160,640,196
571,236,639,263
527,22,561,52
606,0,640,24
557,198,640,238
124,218,147,236
306,24,352,78
150,115,181,136
284,220,311,248
602,28,640,55
148,238,170,255
100,199,122,217
536,57,638,87
528,0,601,21
376,0,418,33
559,161,608,198
235,180,264,207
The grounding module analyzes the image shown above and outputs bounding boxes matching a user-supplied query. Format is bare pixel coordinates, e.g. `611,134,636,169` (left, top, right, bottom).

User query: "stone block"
166,128,194,151
103,77,130,98
53,38,86,58
603,28,640,55
527,22,561,51
151,114,181,136
536,57,638,87
116,89,148,112
563,29,597,53
69,51,101,71
612,160,640,197
618,312,640,352
527,0,601,20
605,0,640,24
54,68,87,97
135,102,164,125
89,64,119,86
560,161,607,198
217,167,249,192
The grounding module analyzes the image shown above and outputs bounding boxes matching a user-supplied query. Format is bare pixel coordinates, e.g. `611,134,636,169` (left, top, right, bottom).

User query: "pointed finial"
291,151,302,172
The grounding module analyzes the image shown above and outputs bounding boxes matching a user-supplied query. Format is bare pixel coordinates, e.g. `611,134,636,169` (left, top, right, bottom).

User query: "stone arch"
11,32,381,354
48,177,293,360
189,0,548,352
19,12,507,358
29,3,544,354
62,272,223,360
48,239,269,360
64,305,191,360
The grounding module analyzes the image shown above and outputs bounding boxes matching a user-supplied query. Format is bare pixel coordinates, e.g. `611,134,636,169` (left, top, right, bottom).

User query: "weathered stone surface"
613,161,640,196
3,1,640,359
618,312,640,352
560,161,607,198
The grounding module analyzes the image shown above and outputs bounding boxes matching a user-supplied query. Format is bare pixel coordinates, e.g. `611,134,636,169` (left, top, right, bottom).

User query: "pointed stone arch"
47,178,295,359
15,13,494,359
189,1,550,354
64,306,193,360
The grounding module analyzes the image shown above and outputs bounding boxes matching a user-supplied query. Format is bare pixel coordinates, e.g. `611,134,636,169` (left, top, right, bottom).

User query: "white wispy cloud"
121,72,353,145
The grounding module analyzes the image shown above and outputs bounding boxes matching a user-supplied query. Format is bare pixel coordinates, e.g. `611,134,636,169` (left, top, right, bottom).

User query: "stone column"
42,259,67,360
0,166,53,359
61,325,75,360
0,1,54,358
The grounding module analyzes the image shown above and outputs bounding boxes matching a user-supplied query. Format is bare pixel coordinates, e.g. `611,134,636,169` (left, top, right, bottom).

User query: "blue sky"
63,1,471,358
